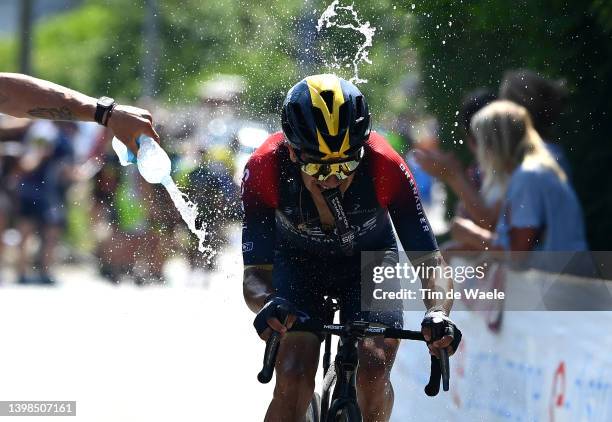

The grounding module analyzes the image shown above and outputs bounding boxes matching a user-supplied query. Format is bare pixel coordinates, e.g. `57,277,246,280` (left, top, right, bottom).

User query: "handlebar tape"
424,355,442,396
257,314,288,384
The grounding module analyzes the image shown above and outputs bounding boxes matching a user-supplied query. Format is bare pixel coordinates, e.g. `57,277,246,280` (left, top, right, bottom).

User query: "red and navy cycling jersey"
241,131,438,265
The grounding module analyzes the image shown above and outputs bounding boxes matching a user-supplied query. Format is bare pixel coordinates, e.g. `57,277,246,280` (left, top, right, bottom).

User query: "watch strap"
95,97,116,126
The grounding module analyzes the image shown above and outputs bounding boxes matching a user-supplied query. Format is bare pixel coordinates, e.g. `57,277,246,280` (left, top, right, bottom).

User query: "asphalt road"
0,231,275,422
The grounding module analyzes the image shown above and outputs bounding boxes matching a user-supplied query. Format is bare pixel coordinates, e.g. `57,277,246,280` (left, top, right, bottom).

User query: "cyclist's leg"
356,336,400,422
265,332,320,422
267,252,328,422
336,261,403,422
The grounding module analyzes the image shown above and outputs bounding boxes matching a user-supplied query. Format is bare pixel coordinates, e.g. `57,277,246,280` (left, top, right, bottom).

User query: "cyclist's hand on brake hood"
253,296,304,341
421,308,462,358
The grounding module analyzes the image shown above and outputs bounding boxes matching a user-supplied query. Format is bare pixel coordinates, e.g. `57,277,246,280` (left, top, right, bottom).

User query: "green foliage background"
1,0,610,248
412,0,612,249
0,0,417,115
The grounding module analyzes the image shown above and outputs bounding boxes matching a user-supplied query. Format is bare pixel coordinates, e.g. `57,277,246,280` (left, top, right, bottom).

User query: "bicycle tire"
328,400,361,422
322,364,337,394
305,392,321,422
321,364,336,422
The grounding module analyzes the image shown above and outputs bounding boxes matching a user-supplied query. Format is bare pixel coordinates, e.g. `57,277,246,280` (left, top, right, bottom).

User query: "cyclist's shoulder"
242,132,285,208
247,131,286,167
365,130,392,151
364,131,406,174
363,131,416,206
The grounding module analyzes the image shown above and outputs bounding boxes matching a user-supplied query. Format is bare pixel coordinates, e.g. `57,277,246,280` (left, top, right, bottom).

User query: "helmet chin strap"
321,188,355,256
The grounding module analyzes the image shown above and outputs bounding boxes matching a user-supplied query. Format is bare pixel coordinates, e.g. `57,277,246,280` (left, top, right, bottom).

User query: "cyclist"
242,74,462,422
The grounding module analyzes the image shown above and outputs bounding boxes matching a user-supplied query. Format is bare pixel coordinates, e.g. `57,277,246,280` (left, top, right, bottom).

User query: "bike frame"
322,322,364,421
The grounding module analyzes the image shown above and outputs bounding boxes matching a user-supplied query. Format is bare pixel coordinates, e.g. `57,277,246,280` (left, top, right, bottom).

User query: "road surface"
0,228,275,421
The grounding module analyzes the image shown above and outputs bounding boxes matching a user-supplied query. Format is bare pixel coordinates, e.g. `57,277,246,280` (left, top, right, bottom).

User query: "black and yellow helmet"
281,74,371,162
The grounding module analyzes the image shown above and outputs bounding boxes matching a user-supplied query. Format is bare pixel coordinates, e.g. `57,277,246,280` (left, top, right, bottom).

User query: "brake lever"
422,316,451,393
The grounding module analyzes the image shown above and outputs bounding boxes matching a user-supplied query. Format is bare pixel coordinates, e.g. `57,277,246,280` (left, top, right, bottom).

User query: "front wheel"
327,400,361,422
305,392,321,422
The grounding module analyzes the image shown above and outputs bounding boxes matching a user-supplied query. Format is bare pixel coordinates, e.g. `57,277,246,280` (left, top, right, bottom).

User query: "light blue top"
495,163,588,251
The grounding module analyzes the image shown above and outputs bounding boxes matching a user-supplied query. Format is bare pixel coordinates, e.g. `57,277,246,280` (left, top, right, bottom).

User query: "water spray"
316,0,376,84
112,136,209,254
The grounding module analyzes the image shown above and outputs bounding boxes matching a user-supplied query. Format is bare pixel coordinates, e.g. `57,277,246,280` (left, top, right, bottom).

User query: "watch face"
99,96,115,107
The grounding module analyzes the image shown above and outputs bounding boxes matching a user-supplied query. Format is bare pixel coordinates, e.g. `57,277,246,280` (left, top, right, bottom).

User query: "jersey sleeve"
241,134,282,266
368,133,439,260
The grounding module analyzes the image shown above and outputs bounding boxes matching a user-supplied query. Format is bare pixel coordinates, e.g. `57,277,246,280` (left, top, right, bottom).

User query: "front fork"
326,337,362,421
333,337,360,403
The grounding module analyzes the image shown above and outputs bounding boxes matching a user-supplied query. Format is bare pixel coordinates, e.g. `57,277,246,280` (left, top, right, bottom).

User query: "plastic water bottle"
112,136,172,185
111,136,134,166
112,135,208,253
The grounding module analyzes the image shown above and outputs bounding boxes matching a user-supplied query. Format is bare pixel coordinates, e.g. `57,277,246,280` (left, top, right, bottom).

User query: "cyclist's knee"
356,360,390,392
273,333,319,400
357,337,399,391
274,362,316,398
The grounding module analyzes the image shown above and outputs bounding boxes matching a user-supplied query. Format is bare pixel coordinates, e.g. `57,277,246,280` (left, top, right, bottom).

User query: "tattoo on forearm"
27,106,75,120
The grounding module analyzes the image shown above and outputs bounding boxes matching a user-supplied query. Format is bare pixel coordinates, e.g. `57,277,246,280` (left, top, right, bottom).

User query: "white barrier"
392,275,612,421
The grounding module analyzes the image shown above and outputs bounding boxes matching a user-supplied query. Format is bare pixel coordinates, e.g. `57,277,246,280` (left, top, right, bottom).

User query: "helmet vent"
291,103,308,130
355,95,365,119
320,90,335,114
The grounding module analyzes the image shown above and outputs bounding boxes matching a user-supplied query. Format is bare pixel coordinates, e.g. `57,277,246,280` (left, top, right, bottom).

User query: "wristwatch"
95,96,116,126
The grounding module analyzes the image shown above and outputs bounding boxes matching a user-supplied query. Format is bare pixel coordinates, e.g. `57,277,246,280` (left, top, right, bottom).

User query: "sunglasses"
298,148,364,181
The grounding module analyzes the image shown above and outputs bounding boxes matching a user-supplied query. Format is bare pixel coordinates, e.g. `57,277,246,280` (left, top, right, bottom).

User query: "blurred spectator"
0,73,165,285
415,89,499,231
183,145,240,274
15,121,76,284
459,89,498,179
0,73,269,286
95,165,166,285
0,158,9,274
499,69,572,178
451,100,588,253
405,118,440,205
386,114,439,205
0,115,30,142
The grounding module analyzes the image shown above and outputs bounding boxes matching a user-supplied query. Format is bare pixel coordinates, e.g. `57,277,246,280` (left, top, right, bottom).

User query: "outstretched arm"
446,172,501,229
0,72,97,121
414,149,501,229
0,72,158,152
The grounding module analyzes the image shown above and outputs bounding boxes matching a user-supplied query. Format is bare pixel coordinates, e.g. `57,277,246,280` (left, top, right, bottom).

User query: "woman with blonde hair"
499,69,571,178
452,100,587,252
